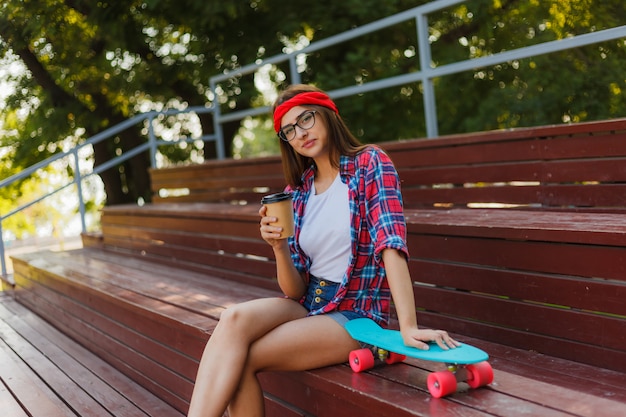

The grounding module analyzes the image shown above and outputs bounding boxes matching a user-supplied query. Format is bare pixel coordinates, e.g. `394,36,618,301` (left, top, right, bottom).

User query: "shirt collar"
299,153,358,190
340,153,356,178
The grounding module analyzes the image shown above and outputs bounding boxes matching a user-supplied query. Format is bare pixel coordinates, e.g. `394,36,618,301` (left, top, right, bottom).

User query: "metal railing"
2,0,626,278
209,0,626,139
0,106,216,277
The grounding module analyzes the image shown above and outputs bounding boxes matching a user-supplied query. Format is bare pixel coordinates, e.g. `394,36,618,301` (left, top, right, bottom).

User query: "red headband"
273,91,339,132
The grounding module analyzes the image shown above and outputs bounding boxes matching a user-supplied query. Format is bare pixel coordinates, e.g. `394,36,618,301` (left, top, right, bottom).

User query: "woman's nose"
294,124,308,139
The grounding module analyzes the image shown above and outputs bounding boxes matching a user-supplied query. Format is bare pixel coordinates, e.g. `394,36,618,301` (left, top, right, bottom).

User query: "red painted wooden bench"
0,292,183,417
148,117,626,371
9,117,626,416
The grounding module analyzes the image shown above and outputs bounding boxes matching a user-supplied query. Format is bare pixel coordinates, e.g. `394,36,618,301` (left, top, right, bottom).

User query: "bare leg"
187,297,307,417
228,314,361,417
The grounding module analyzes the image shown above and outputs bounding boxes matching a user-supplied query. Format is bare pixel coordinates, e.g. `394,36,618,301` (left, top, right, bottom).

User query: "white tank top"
299,174,351,283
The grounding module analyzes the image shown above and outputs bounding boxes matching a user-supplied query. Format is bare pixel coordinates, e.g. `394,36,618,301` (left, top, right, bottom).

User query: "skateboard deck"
345,318,493,397
345,318,488,364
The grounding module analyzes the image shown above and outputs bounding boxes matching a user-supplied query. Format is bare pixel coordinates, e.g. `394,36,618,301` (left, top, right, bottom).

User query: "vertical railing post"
148,113,158,168
0,219,6,278
416,12,439,138
210,81,226,160
213,110,225,160
289,54,301,85
73,149,87,234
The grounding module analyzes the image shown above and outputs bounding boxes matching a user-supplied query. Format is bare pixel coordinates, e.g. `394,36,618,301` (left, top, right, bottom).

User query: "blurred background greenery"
0,0,624,244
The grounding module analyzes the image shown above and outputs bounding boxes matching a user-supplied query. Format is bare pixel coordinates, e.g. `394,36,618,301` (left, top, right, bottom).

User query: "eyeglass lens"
279,111,316,141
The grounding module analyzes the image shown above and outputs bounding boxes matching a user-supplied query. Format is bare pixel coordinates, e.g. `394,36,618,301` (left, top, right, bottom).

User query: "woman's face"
280,106,329,160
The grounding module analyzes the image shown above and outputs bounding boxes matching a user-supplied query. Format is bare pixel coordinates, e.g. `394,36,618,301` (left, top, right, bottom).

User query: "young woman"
187,84,459,417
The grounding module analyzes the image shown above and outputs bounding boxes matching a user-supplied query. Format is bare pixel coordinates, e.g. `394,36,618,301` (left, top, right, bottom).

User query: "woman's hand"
259,205,305,298
401,326,461,351
259,205,289,250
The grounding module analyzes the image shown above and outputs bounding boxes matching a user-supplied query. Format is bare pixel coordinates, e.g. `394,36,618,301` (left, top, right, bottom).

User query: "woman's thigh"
246,314,361,373
216,297,308,343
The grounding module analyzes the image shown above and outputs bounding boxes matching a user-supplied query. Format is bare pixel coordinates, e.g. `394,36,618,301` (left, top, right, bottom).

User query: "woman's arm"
382,248,460,351
259,205,307,299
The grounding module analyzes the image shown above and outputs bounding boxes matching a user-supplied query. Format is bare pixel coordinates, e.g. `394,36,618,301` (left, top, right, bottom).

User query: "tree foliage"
1,0,625,208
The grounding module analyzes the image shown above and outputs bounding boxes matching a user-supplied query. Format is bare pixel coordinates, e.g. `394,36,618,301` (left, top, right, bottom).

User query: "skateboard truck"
426,361,493,398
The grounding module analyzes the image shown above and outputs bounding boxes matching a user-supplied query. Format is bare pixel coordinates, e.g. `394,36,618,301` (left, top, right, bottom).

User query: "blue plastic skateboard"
345,318,493,397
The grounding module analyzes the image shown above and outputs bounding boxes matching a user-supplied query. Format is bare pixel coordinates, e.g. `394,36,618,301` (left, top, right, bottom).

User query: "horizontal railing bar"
211,0,464,83
428,25,626,79
3,182,75,219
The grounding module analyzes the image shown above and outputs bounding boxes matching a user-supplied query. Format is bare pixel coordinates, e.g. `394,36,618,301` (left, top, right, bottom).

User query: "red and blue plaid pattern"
287,145,409,325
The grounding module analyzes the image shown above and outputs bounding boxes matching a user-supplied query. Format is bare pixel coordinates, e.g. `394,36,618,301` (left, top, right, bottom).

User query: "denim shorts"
302,275,368,328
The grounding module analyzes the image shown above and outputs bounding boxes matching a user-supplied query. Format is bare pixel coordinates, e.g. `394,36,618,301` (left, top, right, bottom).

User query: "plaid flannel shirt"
286,145,409,325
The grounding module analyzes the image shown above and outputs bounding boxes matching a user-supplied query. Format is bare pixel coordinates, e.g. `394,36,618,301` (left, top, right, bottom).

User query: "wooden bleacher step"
0,293,183,417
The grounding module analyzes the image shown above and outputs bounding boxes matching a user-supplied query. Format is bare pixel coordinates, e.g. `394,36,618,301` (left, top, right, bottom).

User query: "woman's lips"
301,139,316,149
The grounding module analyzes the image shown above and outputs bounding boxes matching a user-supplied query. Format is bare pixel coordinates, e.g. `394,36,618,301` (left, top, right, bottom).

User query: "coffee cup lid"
261,192,292,204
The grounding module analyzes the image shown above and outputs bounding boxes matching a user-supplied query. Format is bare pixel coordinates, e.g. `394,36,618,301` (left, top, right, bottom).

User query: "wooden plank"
153,173,283,191
14,252,214,330
99,222,271,263
149,156,283,194
470,334,626,393
418,311,626,373
389,130,626,170
399,161,545,185
412,285,626,352
261,369,493,417
99,203,281,284
147,118,626,208
100,223,274,259
0,304,179,417
11,256,209,408
103,201,261,221
0,381,30,417
22,272,205,375
1,297,184,417
365,362,623,417
409,233,626,281
10,248,280,412
390,138,543,168
264,394,308,417
403,183,626,208
409,260,626,317
154,189,284,204
1,293,185,417
485,370,626,417
149,155,281,181
99,233,278,281
540,158,626,182
100,243,280,290
538,183,626,207
107,239,277,280
0,341,74,417
541,132,626,159
102,209,261,239
381,117,626,153
51,248,280,314
12,278,194,412
399,157,626,186
12,257,211,361
405,209,626,246
304,366,583,417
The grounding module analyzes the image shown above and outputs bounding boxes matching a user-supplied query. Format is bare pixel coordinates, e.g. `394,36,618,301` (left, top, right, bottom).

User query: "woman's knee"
216,298,292,335
216,302,257,335
214,298,308,352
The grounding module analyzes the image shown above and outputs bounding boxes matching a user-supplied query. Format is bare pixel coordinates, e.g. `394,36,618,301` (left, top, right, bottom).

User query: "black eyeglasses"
278,111,317,142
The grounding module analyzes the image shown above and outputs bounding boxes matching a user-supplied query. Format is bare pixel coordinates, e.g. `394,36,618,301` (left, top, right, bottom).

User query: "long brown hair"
273,84,366,188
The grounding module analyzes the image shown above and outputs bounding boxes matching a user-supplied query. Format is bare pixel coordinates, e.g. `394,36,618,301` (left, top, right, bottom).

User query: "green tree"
0,0,426,205
299,0,626,139
432,0,626,134
1,0,624,208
